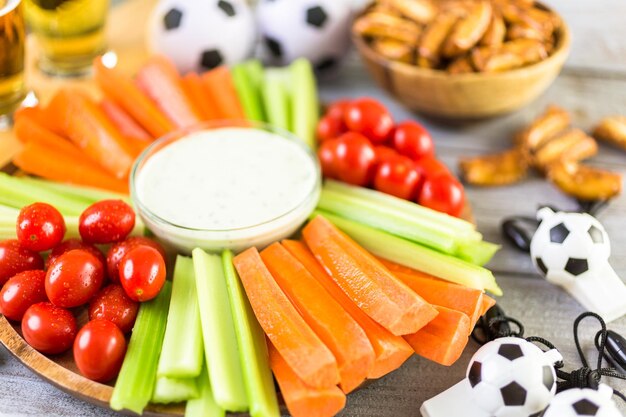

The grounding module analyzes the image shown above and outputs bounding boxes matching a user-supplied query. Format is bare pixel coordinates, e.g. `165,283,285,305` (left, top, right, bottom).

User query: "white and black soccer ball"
542,384,621,417
256,0,353,71
530,208,610,287
467,337,561,417
148,0,256,73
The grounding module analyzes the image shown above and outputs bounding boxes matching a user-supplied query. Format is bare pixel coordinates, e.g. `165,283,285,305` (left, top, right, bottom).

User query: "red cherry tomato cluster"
317,97,466,217
0,200,167,383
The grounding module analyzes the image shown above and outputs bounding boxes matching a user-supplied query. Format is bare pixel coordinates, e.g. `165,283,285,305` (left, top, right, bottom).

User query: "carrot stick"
392,270,485,332
261,243,375,394
233,247,340,389
135,55,202,128
46,89,135,179
201,66,246,120
268,342,346,417
13,142,129,193
181,73,218,120
100,99,152,141
93,57,174,138
14,116,84,157
403,306,470,366
303,216,439,336
282,240,414,379
479,294,496,317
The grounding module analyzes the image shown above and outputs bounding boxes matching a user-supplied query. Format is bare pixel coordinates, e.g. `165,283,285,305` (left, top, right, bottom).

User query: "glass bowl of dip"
130,121,321,253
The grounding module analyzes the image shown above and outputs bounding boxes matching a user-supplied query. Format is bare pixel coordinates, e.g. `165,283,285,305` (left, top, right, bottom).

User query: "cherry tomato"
88,284,138,334
73,319,126,382
344,98,394,144
414,157,451,179
0,270,47,322
334,132,377,186
374,145,400,165
316,115,345,142
318,138,341,179
0,240,44,287
119,246,166,302
418,174,466,217
46,238,106,271
79,200,136,244
22,302,77,354
45,250,105,308
16,203,66,252
106,237,166,283
392,121,435,160
374,155,423,200
326,99,351,123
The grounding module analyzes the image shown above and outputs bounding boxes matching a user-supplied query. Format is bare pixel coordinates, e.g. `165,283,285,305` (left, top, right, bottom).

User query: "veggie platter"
1,1,625,417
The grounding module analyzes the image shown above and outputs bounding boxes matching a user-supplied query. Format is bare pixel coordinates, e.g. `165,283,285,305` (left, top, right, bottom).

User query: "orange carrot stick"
13,142,129,193
479,294,496,317
100,99,152,141
181,72,218,120
14,116,84,158
303,216,439,336
269,342,346,417
201,66,246,120
46,89,135,179
233,247,340,389
403,306,471,366
135,55,202,128
282,240,414,379
261,243,375,394
93,57,174,138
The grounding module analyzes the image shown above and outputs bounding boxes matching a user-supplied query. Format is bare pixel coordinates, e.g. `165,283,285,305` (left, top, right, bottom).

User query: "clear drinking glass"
0,0,26,127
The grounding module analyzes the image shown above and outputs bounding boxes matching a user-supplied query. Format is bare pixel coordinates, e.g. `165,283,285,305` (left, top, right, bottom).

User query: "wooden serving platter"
0,0,475,415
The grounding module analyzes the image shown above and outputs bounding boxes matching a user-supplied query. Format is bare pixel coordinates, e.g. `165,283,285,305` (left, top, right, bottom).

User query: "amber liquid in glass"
24,0,108,76
0,0,26,115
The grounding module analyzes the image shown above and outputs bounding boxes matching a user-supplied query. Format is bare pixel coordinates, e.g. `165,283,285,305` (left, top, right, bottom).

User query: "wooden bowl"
352,5,571,119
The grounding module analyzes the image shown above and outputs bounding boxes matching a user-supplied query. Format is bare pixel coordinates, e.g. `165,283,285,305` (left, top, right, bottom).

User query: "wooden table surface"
2,0,626,416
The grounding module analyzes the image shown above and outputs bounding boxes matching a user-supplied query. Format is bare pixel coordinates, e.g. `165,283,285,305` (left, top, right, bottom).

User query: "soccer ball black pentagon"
148,0,255,73
542,385,621,417
466,337,560,416
257,0,352,71
530,208,610,287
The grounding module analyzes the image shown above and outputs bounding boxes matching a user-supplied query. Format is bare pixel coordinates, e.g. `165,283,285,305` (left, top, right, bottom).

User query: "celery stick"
111,281,172,414
18,176,131,204
222,251,280,417
290,58,317,149
457,240,501,266
315,211,503,296
324,180,477,235
0,173,88,215
192,249,248,411
244,60,264,94
152,376,199,404
185,363,225,417
158,256,204,378
319,188,458,254
262,68,291,131
232,64,264,122
0,205,18,215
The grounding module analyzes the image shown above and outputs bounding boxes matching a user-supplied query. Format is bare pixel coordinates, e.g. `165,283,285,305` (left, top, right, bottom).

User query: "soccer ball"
467,337,560,416
148,0,256,73
542,384,622,417
530,208,610,287
256,0,353,71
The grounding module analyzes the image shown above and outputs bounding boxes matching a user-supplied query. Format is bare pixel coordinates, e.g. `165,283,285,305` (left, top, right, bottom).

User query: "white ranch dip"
134,127,320,252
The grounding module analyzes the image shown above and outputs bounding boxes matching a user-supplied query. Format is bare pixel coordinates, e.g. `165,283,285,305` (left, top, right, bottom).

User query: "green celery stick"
315,211,502,296
0,204,18,215
17,176,131,205
262,68,291,131
185,363,224,417
192,249,248,412
318,188,458,254
0,173,88,215
111,281,172,414
222,251,280,417
157,256,204,378
289,59,317,149
152,376,199,404
244,60,264,92
457,240,501,266
324,180,478,236
232,64,264,121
